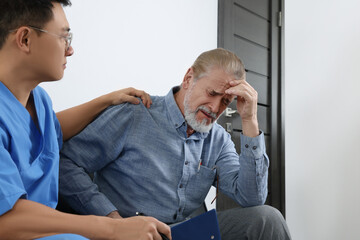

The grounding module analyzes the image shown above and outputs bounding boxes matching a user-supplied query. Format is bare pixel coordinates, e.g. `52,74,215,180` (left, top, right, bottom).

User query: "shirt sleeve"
0,130,27,216
53,111,63,150
59,104,135,216
216,131,269,207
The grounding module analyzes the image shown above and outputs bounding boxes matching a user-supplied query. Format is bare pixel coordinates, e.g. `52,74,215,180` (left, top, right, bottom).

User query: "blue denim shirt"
59,87,269,223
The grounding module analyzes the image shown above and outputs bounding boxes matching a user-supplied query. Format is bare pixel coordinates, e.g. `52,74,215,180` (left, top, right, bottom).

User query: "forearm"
241,117,259,138
236,157,268,206
59,156,117,216
0,199,113,240
219,132,268,207
56,95,112,141
237,132,268,206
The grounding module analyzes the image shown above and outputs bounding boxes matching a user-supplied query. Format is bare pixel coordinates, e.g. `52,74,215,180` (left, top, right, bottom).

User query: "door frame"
217,0,286,216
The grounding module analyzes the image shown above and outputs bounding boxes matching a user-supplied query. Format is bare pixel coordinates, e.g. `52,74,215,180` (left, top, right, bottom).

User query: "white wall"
41,0,218,210
41,0,217,111
285,0,360,239
42,1,360,239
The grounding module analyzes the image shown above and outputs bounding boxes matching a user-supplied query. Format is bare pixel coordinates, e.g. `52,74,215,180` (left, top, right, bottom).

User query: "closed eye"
222,98,231,106
208,90,217,96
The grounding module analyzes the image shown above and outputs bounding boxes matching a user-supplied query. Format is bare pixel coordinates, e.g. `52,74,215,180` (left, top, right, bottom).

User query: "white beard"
183,89,216,133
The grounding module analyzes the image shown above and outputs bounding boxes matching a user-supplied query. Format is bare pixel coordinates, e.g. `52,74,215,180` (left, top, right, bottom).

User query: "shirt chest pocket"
186,165,216,204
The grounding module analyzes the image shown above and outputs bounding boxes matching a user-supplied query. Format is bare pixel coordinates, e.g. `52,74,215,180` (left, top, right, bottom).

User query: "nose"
65,46,74,56
208,99,221,114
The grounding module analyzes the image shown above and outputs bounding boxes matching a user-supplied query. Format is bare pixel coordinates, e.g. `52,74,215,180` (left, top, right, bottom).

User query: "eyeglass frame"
9,25,73,51
28,25,72,51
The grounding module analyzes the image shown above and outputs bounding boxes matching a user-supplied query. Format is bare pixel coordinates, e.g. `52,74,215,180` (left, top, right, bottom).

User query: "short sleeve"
0,136,27,215
53,112,63,150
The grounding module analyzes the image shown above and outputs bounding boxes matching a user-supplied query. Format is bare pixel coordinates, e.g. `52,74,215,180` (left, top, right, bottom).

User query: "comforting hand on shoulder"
106,87,152,108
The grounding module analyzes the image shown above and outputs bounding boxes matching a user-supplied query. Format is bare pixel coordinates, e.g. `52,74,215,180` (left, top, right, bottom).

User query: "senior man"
59,48,291,240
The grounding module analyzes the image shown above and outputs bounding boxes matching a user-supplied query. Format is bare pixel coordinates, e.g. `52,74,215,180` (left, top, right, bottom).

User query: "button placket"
177,139,193,220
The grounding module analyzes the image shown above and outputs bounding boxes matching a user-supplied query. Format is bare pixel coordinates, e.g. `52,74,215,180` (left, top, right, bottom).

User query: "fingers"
113,216,170,240
125,87,152,108
120,95,141,105
140,217,172,240
228,79,243,86
224,80,258,122
155,220,172,240
225,80,257,102
109,87,152,108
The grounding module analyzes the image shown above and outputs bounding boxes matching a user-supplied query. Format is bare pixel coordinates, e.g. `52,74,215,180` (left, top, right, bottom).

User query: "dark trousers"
217,205,291,240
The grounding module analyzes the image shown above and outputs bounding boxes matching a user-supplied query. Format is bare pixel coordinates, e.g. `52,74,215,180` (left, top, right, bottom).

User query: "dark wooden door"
217,0,285,216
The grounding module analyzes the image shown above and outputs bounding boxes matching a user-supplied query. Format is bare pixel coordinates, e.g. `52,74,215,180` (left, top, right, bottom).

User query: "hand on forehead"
225,78,256,99
222,77,245,95
218,67,246,92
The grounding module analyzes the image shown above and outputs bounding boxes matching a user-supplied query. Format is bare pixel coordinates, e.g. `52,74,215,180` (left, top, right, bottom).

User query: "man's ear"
182,67,194,90
15,27,32,53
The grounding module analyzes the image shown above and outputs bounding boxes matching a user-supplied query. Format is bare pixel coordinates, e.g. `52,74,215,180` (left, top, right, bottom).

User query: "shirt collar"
165,86,209,139
165,86,185,129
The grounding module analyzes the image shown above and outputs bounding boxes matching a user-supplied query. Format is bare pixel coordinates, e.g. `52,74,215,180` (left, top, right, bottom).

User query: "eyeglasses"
28,25,73,51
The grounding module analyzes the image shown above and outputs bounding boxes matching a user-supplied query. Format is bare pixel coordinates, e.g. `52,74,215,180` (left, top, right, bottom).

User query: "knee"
252,205,285,226
218,206,291,240
251,205,291,239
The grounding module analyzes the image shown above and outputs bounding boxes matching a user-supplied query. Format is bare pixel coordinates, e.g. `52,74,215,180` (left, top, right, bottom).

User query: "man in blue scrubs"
0,0,171,239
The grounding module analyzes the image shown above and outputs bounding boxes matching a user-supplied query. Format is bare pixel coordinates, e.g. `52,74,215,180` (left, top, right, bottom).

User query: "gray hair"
191,48,245,81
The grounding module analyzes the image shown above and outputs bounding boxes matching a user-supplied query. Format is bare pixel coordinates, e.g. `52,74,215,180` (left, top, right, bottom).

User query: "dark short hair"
0,0,72,49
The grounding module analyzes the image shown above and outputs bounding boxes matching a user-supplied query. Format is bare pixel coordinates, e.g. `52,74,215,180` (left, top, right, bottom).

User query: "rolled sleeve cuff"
240,131,266,159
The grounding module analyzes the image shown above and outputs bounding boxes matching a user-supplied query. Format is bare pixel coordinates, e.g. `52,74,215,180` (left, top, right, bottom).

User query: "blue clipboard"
171,209,221,240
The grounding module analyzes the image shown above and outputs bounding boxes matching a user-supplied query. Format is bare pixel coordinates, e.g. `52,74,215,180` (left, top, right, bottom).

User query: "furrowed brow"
210,89,224,96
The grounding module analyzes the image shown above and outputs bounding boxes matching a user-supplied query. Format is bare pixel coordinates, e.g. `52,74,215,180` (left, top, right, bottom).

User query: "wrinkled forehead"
202,77,235,102
208,71,235,92
217,79,232,91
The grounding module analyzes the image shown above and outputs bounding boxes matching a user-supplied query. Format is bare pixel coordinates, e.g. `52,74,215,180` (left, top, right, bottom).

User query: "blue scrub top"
0,82,63,215
36,233,88,240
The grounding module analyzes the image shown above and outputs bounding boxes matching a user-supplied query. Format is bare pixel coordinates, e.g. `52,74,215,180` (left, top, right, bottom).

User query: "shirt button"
245,144,249,148
252,146,257,150
175,124,178,127
178,208,182,212
179,184,183,188
185,161,189,165
173,214,177,220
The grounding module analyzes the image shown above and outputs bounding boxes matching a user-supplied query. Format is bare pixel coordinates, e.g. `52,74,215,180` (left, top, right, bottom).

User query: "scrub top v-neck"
0,82,63,215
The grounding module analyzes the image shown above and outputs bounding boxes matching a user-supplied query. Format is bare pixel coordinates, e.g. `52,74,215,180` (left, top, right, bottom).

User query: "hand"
107,210,123,219
225,79,259,137
111,216,171,240
105,87,152,108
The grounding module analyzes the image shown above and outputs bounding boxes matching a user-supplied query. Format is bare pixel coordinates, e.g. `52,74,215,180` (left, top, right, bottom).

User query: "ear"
182,67,194,90
242,71,247,81
14,27,32,53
